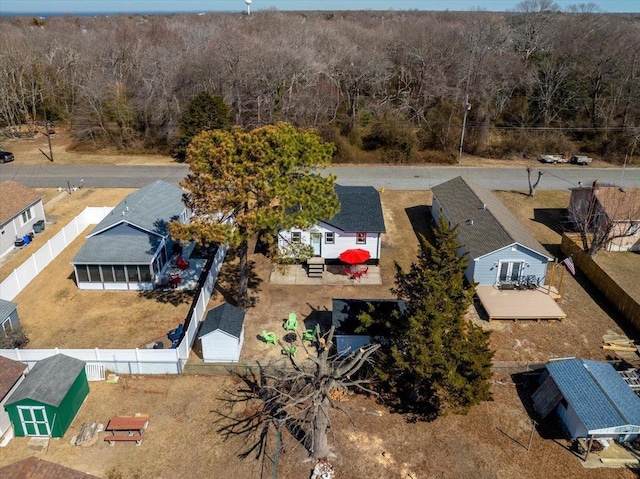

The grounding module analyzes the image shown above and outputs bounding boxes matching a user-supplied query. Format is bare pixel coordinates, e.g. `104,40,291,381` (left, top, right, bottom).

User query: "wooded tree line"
1,2,639,162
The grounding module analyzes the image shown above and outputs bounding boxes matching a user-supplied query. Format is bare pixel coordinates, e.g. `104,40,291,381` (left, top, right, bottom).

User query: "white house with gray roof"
278,185,386,264
71,181,189,290
431,176,552,286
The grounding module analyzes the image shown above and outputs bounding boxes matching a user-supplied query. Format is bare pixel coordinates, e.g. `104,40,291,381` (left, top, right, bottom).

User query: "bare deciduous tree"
568,181,640,257
526,166,544,197
217,326,380,464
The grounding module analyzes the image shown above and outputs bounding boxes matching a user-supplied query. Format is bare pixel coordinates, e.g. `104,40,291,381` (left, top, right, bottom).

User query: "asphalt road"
1,163,639,190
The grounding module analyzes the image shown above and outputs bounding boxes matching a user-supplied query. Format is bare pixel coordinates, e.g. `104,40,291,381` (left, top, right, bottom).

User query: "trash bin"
22,234,31,245
33,220,45,233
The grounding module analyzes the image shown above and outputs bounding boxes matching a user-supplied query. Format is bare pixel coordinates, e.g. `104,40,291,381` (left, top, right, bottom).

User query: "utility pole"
459,48,474,164
459,94,471,163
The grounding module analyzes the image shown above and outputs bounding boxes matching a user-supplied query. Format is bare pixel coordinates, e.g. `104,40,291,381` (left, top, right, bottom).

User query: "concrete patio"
476,285,567,321
270,264,382,285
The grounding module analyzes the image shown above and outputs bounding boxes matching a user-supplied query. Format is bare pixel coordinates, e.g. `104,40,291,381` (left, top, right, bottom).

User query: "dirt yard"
0,374,633,479
2,182,638,477
0,128,172,166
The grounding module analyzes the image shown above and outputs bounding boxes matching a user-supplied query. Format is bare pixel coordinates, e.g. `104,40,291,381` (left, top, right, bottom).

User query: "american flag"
561,256,576,275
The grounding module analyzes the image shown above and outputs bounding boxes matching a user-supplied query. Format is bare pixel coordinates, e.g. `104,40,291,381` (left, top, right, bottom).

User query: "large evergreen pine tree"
367,217,493,419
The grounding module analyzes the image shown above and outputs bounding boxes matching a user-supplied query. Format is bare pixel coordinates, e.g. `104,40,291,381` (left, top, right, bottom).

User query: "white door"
17,406,51,436
310,233,322,256
498,261,523,282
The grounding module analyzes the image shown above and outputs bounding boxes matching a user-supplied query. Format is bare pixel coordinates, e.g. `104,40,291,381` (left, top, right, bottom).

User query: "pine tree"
170,122,339,309
368,217,493,418
174,92,230,160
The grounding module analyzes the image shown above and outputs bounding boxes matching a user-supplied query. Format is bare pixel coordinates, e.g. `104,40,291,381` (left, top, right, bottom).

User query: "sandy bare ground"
0,128,173,166
0,373,632,479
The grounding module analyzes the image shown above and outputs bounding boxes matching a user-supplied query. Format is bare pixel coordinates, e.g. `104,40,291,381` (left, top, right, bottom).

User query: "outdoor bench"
104,434,143,446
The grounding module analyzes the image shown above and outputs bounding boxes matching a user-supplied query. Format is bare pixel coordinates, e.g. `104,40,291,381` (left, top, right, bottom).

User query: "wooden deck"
476,285,567,321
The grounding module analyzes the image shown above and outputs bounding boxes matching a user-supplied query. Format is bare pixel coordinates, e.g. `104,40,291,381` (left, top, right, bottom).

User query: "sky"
0,0,638,14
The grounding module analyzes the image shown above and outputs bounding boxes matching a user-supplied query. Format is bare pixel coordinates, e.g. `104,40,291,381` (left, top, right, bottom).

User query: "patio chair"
283,345,298,357
167,323,184,341
303,324,319,342
285,313,298,331
262,330,277,345
176,256,190,271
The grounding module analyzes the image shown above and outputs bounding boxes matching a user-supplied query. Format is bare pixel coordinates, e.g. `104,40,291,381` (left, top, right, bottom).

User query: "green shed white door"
17,406,51,436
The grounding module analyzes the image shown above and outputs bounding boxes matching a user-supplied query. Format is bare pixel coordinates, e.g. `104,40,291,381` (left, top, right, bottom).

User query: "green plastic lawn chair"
262,330,277,345
283,345,298,357
285,313,298,331
303,324,319,342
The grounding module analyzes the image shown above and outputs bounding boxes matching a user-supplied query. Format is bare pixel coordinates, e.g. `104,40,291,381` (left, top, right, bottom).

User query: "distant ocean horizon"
0,10,240,17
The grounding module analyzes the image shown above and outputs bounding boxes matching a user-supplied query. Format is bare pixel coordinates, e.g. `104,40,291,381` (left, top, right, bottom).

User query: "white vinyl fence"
0,206,228,376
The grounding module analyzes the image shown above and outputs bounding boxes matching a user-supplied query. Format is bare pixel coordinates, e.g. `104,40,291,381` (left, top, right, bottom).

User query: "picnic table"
104,416,148,446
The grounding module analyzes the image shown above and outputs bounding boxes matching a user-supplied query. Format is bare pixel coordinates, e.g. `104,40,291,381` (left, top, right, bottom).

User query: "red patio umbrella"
339,248,371,265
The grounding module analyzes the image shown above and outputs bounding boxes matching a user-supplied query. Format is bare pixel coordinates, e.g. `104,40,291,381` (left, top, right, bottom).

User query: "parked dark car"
570,155,592,165
0,150,14,163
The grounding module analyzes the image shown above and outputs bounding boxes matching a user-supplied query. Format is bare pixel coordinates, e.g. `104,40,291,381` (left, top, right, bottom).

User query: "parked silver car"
539,155,566,164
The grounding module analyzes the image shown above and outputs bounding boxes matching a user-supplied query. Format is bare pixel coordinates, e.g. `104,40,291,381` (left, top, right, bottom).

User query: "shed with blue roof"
532,358,640,441
71,181,189,291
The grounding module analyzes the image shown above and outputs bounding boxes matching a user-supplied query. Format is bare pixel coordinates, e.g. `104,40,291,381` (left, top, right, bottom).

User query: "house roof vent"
466,219,474,226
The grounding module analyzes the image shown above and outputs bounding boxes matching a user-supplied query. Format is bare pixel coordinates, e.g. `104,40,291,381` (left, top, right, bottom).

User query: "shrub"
0,326,29,349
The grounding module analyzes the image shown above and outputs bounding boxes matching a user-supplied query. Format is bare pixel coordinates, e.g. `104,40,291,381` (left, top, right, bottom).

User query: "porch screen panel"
139,265,152,282
127,266,140,282
76,266,89,282
101,266,115,282
88,265,101,282
114,266,126,282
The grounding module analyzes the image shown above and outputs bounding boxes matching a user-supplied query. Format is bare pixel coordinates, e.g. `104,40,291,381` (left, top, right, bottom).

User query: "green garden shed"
4,354,89,438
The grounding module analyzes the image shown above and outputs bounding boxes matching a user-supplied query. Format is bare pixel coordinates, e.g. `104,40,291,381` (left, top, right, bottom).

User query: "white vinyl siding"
279,222,382,260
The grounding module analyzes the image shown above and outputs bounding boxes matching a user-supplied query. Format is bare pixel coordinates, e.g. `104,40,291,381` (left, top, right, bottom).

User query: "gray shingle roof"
5,354,86,407
431,177,551,260
72,181,185,265
322,186,386,233
547,359,640,431
199,302,245,339
0,299,18,320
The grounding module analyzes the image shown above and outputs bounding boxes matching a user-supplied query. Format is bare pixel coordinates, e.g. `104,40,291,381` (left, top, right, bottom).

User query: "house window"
325,232,335,244
356,233,366,244
21,208,33,224
291,232,301,244
76,266,89,283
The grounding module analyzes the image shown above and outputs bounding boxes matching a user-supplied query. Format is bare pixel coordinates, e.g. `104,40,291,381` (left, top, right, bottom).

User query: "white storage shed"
199,303,245,362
